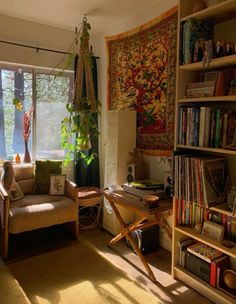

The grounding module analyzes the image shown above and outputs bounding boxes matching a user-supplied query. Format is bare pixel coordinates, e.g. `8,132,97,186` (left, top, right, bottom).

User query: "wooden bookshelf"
173,1,236,304
179,54,236,71
178,95,236,103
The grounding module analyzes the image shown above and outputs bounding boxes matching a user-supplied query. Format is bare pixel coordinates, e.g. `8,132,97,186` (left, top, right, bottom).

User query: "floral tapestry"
106,7,177,155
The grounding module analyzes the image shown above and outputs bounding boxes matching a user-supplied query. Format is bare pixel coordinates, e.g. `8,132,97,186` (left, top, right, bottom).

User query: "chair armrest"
65,179,78,204
0,183,10,230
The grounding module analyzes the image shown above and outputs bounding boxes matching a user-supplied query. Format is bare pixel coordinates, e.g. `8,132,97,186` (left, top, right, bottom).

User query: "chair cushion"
34,160,62,194
9,195,77,233
8,181,24,202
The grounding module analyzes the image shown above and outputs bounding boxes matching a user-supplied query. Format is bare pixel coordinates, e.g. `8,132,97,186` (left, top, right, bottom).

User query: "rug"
0,264,30,304
6,241,163,304
106,6,177,156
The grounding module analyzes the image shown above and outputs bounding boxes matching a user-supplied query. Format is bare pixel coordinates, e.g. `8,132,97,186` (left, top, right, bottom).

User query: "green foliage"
61,100,100,166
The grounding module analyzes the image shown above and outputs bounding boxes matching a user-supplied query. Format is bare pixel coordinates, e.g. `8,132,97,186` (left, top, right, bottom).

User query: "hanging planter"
61,17,100,166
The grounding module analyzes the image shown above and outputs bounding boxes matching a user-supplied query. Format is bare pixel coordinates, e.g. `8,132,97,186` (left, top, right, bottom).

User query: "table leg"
155,210,172,240
107,200,156,282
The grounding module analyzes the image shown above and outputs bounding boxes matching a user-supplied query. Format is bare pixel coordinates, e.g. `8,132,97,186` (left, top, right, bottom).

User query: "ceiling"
0,0,160,33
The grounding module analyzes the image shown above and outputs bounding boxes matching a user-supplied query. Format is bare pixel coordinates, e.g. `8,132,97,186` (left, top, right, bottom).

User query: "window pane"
35,73,73,160
0,68,32,161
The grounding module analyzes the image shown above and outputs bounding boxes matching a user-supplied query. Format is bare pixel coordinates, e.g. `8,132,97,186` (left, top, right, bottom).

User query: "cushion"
1,161,25,201
1,160,14,192
34,160,62,194
9,195,77,233
8,181,24,202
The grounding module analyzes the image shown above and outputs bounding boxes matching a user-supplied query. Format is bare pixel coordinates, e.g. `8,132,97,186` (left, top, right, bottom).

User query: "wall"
0,14,75,69
92,0,178,187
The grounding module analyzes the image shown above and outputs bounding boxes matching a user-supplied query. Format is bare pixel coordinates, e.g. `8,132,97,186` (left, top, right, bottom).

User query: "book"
187,80,216,89
178,237,195,267
183,18,214,65
210,255,229,287
201,156,230,207
214,108,222,148
187,242,223,263
199,107,207,147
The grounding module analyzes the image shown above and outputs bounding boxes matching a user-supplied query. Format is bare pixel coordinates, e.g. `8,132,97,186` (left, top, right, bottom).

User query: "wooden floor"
79,228,213,304
1,225,213,304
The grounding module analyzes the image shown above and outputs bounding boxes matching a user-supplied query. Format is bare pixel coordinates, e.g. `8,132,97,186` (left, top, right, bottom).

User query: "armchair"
0,162,78,259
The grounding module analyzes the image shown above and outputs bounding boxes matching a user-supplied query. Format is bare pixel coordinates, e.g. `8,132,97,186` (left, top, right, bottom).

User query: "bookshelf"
172,1,236,304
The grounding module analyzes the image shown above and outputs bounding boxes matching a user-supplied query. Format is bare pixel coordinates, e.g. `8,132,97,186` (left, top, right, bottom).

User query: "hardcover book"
183,18,214,65
187,242,223,263
210,255,229,288
201,156,230,207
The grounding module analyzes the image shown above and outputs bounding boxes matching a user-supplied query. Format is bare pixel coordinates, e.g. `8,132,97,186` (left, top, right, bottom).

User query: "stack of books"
185,80,216,98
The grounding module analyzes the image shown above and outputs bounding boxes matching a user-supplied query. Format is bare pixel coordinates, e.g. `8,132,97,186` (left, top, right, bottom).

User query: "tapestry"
106,6,177,155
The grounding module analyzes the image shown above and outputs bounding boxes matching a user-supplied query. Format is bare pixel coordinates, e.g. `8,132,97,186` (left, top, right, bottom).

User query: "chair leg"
2,229,9,259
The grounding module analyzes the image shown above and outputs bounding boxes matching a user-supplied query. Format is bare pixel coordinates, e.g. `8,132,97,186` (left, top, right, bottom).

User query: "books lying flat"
187,242,223,263
131,180,164,190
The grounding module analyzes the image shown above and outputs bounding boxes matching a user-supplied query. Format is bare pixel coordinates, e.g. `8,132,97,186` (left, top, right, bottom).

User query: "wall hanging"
106,6,177,156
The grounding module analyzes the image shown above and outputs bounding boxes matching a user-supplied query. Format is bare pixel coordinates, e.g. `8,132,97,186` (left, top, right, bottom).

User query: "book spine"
209,108,216,147
199,107,206,147
214,108,221,148
187,80,216,89
204,107,211,147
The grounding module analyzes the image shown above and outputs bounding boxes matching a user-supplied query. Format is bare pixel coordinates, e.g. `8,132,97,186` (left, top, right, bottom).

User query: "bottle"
15,153,20,164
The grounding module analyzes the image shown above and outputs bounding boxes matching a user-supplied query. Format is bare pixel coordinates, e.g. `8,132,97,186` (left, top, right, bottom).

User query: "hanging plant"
61,17,100,166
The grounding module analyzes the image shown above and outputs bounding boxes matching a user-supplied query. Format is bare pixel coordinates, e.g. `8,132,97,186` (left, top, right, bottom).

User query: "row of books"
175,198,236,242
180,18,213,65
178,106,236,148
178,239,236,298
174,154,230,209
185,69,235,98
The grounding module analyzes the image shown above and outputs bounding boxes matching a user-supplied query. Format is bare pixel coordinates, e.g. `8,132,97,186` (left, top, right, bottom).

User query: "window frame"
0,61,74,161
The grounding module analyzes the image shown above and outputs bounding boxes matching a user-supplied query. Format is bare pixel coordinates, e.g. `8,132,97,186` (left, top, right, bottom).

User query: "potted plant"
61,17,100,166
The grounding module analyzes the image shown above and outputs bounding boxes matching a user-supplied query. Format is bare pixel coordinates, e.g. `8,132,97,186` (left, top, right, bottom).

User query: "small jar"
15,153,20,164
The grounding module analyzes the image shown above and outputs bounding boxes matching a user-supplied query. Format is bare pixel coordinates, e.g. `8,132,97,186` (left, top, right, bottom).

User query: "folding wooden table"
103,189,172,282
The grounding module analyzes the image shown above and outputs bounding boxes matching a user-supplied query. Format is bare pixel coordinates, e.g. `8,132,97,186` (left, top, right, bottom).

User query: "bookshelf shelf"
180,0,236,24
173,1,236,303
179,54,236,72
178,95,236,103
176,145,236,155
173,266,234,304
175,226,236,258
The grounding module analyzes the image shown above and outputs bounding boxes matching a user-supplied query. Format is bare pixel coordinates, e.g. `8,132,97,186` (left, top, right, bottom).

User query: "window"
0,65,73,161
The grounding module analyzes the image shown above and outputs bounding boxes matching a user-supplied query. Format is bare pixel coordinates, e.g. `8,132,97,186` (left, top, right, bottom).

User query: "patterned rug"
106,7,177,155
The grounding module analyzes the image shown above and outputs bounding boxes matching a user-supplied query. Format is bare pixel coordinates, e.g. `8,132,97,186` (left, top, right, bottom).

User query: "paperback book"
187,242,223,263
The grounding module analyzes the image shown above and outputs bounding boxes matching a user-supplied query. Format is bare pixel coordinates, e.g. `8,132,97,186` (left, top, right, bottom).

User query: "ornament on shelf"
192,0,206,13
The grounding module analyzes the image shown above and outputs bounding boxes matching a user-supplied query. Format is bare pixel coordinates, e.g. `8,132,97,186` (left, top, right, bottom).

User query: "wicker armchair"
0,163,78,259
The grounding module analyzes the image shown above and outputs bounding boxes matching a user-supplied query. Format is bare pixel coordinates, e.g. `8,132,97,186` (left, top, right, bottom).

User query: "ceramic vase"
24,141,31,163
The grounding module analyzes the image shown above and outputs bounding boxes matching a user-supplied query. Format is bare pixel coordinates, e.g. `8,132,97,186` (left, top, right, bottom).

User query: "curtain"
74,55,100,187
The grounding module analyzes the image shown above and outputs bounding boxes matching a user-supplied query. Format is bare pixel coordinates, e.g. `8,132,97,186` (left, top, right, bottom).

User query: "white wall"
0,14,75,69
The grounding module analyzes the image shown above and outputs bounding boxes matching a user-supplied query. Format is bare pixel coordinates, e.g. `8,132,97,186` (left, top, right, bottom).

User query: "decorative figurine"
202,39,213,66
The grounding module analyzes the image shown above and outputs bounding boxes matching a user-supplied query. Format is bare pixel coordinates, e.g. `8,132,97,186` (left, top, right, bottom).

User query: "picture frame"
202,220,225,242
50,174,66,195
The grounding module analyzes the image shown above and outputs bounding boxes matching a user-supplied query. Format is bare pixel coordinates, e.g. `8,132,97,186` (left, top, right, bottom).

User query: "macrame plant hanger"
73,16,96,112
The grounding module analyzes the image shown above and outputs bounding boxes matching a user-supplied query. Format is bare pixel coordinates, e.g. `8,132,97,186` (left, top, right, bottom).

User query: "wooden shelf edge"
178,95,236,103
176,145,236,155
175,226,236,258
179,54,236,71
180,0,236,23
173,266,234,304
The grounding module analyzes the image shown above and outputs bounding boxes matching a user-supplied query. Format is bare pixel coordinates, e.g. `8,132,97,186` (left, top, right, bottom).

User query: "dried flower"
23,107,33,142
